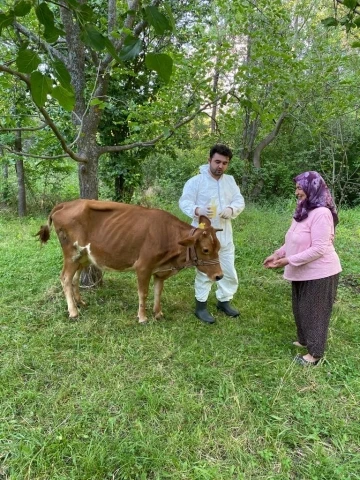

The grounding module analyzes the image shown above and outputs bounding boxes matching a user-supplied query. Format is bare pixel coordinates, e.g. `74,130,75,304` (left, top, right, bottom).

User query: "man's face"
208,153,230,179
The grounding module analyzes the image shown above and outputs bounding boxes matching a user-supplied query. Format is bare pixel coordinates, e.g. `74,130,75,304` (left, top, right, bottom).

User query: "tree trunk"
250,111,287,198
211,68,220,134
78,159,99,200
1,159,9,203
115,174,125,201
240,115,260,191
77,138,103,285
252,111,287,169
240,33,260,191
14,130,26,216
211,51,221,135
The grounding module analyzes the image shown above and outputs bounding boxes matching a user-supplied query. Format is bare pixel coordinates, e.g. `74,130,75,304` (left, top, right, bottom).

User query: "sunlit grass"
0,205,359,479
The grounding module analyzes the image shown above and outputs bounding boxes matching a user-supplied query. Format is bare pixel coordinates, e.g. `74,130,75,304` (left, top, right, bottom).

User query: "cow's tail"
35,215,53,245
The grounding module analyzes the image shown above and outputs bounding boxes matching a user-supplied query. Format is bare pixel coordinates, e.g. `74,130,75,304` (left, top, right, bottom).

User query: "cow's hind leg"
136,269,152,324
153,275,165,319
60,259,81,318
72,268,86,307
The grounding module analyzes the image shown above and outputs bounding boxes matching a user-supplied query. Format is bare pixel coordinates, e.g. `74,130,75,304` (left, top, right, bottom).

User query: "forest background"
0,0,359,214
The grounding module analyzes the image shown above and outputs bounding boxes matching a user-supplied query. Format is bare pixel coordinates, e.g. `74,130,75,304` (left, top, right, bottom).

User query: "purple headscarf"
293,171,339,227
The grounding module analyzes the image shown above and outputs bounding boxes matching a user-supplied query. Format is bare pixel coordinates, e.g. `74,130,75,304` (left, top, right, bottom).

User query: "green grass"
1,204,360,479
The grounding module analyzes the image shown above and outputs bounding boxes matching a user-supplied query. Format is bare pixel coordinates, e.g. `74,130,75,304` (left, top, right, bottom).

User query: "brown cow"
36,199,223,323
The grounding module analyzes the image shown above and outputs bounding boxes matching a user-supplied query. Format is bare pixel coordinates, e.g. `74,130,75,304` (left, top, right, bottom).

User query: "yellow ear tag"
198,222,206,229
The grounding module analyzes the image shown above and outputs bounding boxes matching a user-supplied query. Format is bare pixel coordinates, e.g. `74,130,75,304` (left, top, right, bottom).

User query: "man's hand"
219,207,233,219
196,206,214,218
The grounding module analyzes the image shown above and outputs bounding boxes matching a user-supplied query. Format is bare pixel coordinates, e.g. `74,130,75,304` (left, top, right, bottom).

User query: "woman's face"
295,183,307,201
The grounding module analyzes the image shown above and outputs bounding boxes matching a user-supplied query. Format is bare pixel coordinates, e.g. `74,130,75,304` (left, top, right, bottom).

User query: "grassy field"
0,203,360,480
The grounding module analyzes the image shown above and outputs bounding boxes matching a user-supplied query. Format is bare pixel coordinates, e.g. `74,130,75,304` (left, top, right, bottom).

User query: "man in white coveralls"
179,144,245,324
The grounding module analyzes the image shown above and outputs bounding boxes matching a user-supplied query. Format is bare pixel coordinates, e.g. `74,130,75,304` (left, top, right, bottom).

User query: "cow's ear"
178,236,196,247
199,215,211,227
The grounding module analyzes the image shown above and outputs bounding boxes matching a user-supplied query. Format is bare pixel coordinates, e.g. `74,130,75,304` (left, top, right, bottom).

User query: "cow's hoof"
154,312,164,320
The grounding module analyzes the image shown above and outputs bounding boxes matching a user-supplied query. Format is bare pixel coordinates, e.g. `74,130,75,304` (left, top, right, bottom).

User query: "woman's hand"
263,254,277,268
270,257,289,268
263,255,289,269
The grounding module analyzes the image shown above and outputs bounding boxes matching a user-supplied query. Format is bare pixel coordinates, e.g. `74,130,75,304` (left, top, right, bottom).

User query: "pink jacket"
275,207,342,281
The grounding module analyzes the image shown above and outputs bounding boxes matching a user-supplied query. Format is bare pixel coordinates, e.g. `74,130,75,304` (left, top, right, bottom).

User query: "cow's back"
50,200,187,271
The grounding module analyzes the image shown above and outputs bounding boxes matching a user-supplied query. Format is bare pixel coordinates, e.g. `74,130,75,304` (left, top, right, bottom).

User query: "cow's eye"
202,248,209,254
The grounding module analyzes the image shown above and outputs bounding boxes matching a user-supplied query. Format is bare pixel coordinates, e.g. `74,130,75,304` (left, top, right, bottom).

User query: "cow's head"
178,216,223,281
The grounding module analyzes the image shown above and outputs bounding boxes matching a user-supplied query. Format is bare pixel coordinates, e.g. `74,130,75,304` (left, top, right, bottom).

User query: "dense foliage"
0,0,359,213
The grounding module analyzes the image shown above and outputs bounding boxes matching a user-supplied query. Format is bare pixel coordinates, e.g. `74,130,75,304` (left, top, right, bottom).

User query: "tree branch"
13,22,67,65
101,0,161,71
1,145,73,160
108,0,117,34
252,110,287,168
0,123,47,132
335,0,360,15
0,64,87,163
98,89,234,155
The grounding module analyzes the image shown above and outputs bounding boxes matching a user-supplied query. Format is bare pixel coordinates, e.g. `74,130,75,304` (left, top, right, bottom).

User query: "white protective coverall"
179,164,245,302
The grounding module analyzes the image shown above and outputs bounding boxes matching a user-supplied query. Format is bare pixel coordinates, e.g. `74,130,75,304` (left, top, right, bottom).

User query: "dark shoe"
294,354,320,366
195,300,215,324
216,301,240,317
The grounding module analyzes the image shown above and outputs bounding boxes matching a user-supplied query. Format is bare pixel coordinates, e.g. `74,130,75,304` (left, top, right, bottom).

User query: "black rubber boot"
216,301,240,317
195,300,215,324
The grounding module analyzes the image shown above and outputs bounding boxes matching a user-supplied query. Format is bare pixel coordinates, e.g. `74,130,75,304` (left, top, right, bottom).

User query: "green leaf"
339,15,350,25
81,24,106,51
52,59,72,89
350,41,360,48
162,126,171,138
103,37,121,63
163,3,176,32
51,85,75,111
145,53,173,83
16,49,41,73
119,36,142,61
65,0,80,8
354,17,360,27
14,0,32,17
30,71,53,107
144,6,171,35
77,4,94,22
0,12,15,34
89,98,107,110
343,0,358,9
35,3,54,28
321,17,338,27
89,98,103,105
63,0,93,20
44,25,65,43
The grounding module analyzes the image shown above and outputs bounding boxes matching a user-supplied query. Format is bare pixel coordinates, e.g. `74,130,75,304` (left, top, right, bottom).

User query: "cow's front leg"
72,268,86,307
153,275,165,319
136,270,151,323
60,260,80,318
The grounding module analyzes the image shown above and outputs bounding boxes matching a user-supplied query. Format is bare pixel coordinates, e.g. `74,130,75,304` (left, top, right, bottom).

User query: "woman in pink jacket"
263,171,341,366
